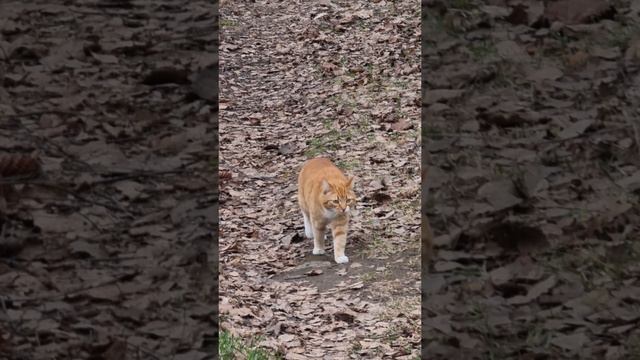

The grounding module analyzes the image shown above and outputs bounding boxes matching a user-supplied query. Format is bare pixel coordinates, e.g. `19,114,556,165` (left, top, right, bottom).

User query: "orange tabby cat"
298,157,356,264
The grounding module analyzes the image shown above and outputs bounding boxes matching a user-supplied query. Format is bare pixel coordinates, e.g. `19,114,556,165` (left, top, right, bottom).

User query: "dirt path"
219,0,421,358
423,1,640,358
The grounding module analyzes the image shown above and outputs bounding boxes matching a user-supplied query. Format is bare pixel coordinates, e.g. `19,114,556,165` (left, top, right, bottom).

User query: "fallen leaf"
551,332,589,352
477,179,522,211
489,266,512,286
545,0,612,24
91,52,119,64
527,66,563,82
508,276,557,305
305,269,323,276
590,46,621,60
557,119,594,139
495,40,530,62
334,311,355,323
84,284,121,302
389,119,413,131
69,240,107,258
32,211,90,233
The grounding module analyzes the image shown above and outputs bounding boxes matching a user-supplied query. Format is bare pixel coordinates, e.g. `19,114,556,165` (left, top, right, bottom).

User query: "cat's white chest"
323,208,338,220
324,207,350,221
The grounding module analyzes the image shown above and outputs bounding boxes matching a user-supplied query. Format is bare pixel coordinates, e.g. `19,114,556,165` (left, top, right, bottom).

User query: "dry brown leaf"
544,0,612,24
551,332,589,352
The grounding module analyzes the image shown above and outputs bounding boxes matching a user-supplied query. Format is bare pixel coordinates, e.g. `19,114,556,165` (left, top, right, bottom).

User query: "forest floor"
219,0,421,359
0,0,217,359
423,0,640,359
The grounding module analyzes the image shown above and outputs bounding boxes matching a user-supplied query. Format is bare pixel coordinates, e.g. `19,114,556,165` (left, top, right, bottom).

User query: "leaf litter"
220,0,420,358
0,0,216,358
424,1,640,358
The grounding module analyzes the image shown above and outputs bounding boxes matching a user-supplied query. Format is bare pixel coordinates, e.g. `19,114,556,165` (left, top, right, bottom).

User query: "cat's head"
320,177,356,214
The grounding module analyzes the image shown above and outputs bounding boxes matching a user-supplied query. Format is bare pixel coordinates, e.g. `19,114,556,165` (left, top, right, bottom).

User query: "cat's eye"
347,198,355,204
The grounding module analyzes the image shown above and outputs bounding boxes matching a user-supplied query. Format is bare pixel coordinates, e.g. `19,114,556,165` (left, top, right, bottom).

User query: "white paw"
335,255,349,264
312,248,325,255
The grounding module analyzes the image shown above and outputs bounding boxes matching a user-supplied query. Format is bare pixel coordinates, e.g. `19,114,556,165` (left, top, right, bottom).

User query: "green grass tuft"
220,19,237,28
469,41,497,61
304,129,354,158
335,159,360,170
219,330,281,360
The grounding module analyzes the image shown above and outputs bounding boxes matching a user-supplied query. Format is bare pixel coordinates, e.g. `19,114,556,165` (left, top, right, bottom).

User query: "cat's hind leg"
302,211,313,239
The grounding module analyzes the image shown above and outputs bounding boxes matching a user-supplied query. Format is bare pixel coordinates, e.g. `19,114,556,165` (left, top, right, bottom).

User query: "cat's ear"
346,176,356,188
321,179,331,193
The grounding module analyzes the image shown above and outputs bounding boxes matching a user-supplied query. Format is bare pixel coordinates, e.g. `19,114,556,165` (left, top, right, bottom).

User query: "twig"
90,255,150,263
0,167,202,217
284,274,308,280
81,163,200,187
0,110,79,120
597,160,628,193
0,175,42,185
535,205,606,213
5,270,139,303
220,239,239,255
35,182,131,216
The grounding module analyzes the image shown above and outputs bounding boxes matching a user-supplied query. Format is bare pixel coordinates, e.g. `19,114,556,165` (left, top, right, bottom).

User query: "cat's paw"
312,248,325,255
335,255,349,264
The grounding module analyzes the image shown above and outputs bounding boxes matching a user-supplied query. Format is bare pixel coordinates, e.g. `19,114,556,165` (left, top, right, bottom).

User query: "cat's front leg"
331,218,349,264
312,220,326,255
